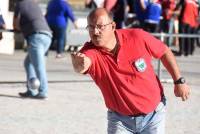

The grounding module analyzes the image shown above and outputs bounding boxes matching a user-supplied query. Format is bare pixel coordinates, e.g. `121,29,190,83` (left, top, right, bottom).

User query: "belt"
32,31,52,38
108,95,166,117
108,109,146,117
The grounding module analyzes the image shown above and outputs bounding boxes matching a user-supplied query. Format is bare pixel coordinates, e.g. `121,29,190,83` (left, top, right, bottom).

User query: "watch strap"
174,77,186,84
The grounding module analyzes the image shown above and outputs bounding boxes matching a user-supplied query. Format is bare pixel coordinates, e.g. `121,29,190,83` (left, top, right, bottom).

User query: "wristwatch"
174,77,186,84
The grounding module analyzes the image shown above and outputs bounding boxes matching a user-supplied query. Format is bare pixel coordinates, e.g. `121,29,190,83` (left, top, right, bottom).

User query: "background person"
45,0,78,58
0,7,6,40
176,0,199,56
111,0,129,29
160,0,177,45
71,8,190,134
13,0,52,99
144,0,162,33
134,0,149,28
85,0,105,8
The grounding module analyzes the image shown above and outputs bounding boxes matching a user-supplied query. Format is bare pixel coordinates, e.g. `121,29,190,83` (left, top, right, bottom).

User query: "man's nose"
94,27,100,35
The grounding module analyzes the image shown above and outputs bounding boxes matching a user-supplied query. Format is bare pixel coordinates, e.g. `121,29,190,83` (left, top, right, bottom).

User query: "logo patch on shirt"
134,58,147,72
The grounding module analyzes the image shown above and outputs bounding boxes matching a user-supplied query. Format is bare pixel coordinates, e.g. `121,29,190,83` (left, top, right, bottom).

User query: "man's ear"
112,22,116,30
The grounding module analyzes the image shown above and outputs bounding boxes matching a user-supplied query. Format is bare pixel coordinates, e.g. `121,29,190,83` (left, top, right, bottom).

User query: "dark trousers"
144,22,160,33
179,23,195,56
160,19,171,46
49,25,66,54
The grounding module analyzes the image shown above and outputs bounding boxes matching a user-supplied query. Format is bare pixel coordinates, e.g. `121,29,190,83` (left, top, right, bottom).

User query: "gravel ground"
0,82,199,134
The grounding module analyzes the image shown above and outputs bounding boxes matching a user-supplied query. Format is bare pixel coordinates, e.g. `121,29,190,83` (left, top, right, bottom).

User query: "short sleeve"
141,29,168,59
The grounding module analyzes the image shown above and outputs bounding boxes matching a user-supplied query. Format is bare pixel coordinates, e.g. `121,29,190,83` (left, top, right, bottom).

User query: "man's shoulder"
116,28,144,39
116,28,143,34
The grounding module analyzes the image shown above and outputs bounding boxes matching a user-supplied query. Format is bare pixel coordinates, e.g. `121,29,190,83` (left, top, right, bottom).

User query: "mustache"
93,35,102,38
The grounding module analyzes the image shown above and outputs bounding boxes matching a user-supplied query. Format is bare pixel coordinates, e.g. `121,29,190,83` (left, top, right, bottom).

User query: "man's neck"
110,42,119,55
106,33,117,52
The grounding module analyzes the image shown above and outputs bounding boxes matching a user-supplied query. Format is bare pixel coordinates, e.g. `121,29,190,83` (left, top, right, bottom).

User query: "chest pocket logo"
134,58,147,72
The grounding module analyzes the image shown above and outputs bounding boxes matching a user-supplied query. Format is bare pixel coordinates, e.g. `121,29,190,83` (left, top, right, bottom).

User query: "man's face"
87,14,115,48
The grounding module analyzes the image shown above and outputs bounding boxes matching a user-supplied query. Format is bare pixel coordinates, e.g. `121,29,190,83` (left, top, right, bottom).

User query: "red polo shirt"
80,29,168,115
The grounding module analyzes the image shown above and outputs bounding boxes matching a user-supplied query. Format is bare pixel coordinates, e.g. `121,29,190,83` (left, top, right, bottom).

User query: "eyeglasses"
86,22,113,31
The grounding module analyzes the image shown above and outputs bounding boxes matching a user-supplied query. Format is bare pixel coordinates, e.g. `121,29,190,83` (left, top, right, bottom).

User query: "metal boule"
28,78,40,90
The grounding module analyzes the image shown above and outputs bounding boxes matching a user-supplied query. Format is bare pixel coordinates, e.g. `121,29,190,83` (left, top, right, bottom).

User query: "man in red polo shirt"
71,8,190,134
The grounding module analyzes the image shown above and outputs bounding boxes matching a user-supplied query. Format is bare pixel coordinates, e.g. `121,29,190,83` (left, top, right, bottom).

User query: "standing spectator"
94,0,105,7
144,0,162,33
111,0,129,29
71,8,190,134
13,0,52,99
172,0,181,47
104,0,117,12
195,0,200,47
85,0,129,29
176,0,199,56
134,0,149,28
127,0,135,14
160,0,177,45
86,0,126,28
85,0,96,9
0,7,6,40
46,0,78,58
85,0,105,8
85,0,118,12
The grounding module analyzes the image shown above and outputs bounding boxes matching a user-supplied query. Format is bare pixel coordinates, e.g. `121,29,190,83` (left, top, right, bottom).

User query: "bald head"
87,8,113,23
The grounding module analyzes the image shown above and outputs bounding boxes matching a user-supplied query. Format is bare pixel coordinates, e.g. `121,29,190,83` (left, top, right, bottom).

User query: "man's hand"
174,84,190,101
70,52,91,74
